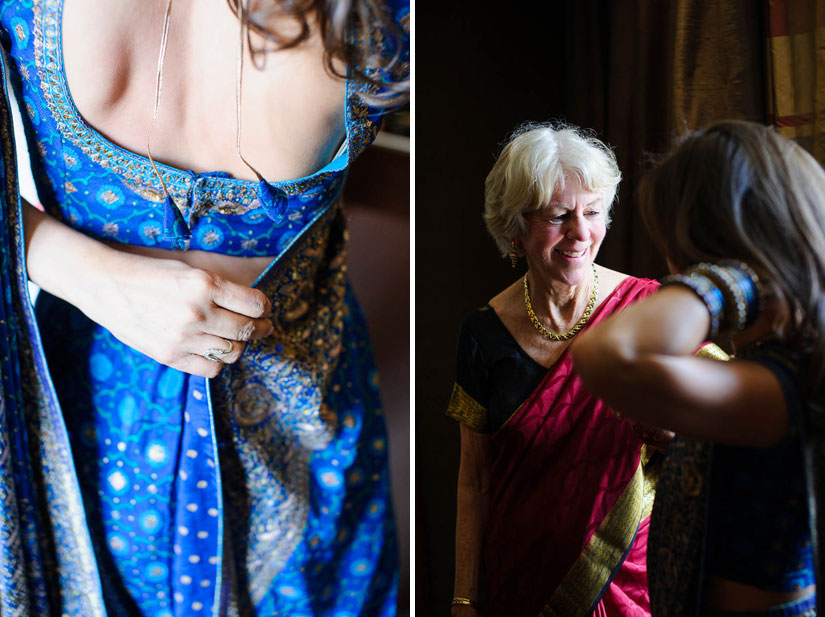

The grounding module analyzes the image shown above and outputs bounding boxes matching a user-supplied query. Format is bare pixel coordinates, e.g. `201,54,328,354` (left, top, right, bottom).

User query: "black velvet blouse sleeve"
445,309,492,433
446,306,547,433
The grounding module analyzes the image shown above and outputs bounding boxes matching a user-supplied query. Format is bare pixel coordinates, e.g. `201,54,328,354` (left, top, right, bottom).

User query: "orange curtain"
765,1,825,164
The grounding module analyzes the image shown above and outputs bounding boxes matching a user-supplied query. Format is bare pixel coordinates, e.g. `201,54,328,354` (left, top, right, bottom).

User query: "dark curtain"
416,2,767,615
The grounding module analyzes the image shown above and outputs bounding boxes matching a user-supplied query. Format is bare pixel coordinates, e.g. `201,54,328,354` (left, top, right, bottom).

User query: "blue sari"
0,0,408,614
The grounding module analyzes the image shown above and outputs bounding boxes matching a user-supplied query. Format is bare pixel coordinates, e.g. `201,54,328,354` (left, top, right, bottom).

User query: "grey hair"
483,121,621,257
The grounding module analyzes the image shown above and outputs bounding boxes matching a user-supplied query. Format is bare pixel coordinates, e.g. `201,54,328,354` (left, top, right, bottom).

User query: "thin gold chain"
523,265,599,341
146,0,175,198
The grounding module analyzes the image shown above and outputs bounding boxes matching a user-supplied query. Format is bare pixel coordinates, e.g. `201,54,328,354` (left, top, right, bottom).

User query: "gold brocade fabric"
668,0,765,132
541,460,653,617
696,342,730,362
210,206,346,605
445,383,488,433
765,1,825,165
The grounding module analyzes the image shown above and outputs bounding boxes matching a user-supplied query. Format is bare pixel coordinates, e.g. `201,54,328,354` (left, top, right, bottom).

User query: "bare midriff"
111,243,276,288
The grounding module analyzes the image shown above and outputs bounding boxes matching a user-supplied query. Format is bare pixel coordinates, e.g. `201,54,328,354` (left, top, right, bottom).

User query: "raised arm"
570,285,788,447
452,424,491,616
22,202,274,377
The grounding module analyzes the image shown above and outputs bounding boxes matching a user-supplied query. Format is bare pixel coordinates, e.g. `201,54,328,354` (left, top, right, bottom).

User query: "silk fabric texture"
451,277,659,617
0,0,410,615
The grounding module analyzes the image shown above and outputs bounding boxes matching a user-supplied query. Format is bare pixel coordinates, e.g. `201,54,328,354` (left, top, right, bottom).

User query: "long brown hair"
226,0,409,107
639,120,825,385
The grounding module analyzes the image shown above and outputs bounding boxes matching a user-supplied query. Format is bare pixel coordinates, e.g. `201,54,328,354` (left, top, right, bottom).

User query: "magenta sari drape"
484,277,659,617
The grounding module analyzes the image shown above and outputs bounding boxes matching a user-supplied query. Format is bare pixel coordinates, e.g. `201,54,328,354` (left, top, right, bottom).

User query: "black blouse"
446,305,547,433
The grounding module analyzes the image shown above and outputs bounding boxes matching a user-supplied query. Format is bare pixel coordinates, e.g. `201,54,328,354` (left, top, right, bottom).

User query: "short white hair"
483,122,621,257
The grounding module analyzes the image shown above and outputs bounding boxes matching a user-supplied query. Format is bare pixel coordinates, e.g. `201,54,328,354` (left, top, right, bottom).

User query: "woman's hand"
628,419,675,453
611,408,674,453
84,250,273,377
23,202,273,377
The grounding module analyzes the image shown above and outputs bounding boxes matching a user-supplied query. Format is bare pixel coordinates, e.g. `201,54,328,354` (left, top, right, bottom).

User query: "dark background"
415,1,765,615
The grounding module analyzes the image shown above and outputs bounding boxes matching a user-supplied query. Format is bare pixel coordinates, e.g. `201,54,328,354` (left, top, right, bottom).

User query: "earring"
509,240,519,268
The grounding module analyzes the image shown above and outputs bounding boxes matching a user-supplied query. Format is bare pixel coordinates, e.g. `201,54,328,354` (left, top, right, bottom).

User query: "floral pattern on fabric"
0,0,408,614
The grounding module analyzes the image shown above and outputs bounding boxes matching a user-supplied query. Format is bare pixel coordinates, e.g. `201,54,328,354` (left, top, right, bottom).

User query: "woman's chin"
541,261,594,287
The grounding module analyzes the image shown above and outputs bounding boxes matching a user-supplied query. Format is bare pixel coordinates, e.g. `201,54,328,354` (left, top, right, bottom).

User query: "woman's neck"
525,267,594,332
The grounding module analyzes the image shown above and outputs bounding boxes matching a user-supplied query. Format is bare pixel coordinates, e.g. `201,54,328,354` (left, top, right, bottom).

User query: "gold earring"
509,240,519,268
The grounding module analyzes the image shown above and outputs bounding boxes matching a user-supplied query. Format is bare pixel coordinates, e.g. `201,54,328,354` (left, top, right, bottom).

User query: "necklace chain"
523,265,599,341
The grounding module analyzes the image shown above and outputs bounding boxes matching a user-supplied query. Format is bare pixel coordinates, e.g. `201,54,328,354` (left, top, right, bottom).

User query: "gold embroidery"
33,0,372,215
641,445,661,520
1,43,106,612
696,342,730,361
99,189,119,204
446,383,487,432
542,463,645,617
101,221,119,236
211,206,347,603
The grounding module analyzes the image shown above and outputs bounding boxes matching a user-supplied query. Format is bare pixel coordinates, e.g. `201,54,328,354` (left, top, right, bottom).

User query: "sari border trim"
540,462,645,617
696,342,730,361
446,383,488,433
1,43,107,613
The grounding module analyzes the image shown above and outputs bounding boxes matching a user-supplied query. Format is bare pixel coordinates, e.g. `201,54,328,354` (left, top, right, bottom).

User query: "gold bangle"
451,597,478,609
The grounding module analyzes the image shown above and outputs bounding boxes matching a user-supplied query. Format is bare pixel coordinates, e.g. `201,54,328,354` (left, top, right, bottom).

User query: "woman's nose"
565,217,589,241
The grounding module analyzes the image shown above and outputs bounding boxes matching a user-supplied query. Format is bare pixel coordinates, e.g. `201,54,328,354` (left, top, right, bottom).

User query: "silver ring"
203,339,234,363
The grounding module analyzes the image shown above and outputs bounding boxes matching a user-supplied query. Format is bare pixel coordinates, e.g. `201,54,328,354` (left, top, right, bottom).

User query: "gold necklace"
523,265,599,341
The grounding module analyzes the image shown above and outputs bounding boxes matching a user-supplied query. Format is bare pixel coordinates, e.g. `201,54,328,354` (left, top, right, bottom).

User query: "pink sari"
484,277,659,617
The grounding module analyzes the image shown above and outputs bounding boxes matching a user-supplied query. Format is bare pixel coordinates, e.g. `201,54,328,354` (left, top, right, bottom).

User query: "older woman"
447,123,664,617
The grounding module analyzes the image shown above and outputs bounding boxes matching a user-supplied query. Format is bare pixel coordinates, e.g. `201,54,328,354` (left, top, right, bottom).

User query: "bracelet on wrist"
661,260,763,341
693,263,748,332
451,596,478,609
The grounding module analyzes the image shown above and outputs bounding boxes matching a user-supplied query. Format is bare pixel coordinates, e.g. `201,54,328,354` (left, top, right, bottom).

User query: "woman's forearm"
23,200,122,313
571,286,788,446
574,285,710,363
453,426,491,613
454,479,487,603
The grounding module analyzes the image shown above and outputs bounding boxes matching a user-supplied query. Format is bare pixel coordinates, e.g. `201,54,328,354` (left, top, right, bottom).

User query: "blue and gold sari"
0,0,409,614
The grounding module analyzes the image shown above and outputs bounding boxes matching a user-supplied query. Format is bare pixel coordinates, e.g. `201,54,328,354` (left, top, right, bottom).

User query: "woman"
447,123,668,617
572,121,823,616
0,0,408,615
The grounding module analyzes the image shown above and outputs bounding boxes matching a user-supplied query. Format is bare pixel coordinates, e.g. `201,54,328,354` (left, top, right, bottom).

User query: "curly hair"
227,0,409,107
483,121,621,257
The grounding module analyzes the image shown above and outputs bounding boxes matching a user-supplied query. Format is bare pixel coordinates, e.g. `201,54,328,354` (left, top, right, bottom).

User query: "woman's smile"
554,247,589,259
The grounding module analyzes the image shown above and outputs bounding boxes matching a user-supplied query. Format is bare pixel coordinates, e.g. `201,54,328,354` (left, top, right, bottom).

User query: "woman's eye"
586,210,601,217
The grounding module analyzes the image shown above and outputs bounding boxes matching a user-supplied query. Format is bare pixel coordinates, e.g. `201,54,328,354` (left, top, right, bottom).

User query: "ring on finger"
203,338,234,363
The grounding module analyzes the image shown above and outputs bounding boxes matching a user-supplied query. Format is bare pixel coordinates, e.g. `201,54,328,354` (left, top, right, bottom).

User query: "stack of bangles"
661,260,763,340
451,597,479,610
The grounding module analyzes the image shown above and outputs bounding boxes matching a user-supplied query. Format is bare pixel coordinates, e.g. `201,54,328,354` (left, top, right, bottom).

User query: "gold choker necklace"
523,265,599,341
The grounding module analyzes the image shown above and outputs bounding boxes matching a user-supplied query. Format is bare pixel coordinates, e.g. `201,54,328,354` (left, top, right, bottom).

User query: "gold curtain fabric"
765,1,825,164
667,1,765,134
564,1,765,278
